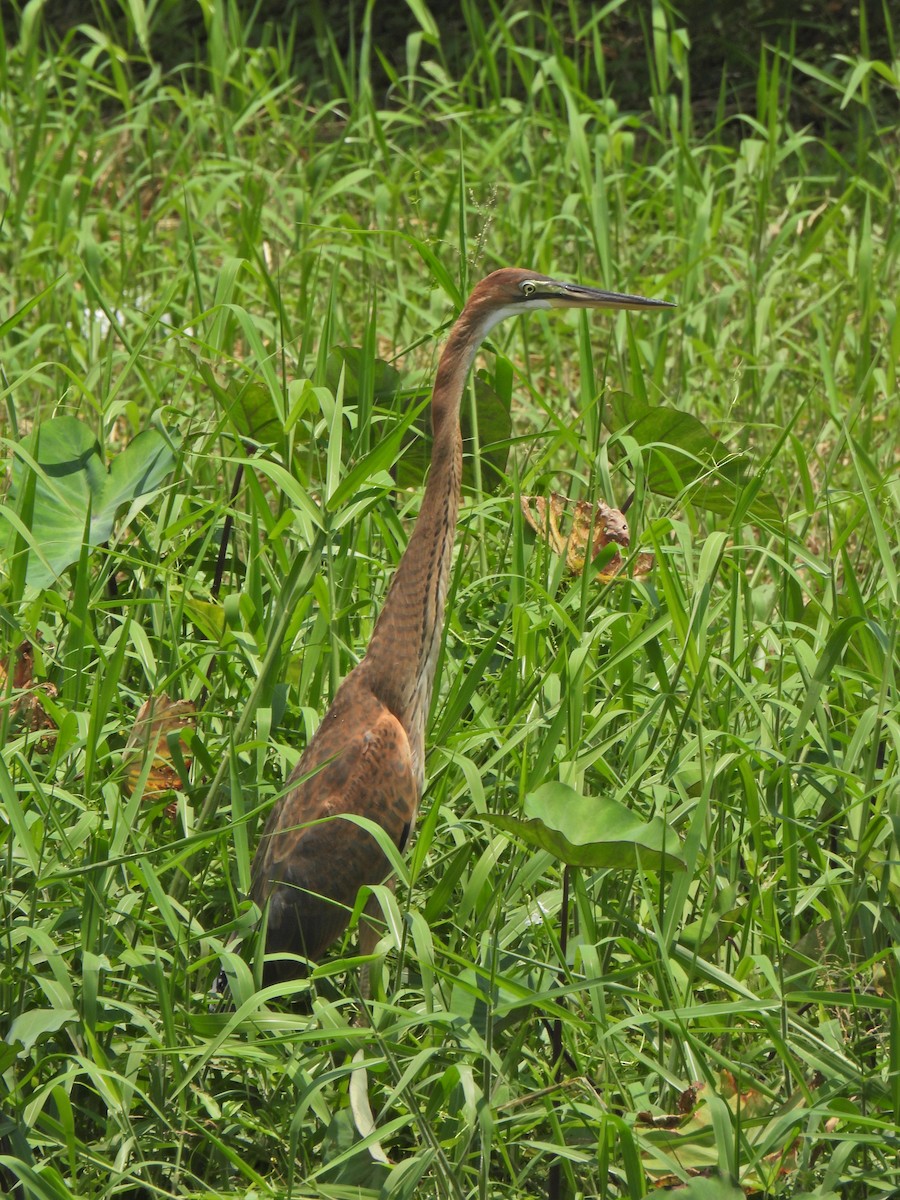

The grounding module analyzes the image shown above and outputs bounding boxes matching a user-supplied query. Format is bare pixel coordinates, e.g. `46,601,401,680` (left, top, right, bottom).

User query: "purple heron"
251,268,673,984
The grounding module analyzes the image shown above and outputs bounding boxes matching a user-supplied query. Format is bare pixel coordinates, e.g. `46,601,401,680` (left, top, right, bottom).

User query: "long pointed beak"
547,281,676,311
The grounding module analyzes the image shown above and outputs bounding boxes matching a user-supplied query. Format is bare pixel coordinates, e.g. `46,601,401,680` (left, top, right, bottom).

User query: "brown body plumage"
250,268,673,983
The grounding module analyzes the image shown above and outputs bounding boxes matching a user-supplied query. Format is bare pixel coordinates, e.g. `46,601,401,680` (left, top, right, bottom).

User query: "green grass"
1,2,899,1197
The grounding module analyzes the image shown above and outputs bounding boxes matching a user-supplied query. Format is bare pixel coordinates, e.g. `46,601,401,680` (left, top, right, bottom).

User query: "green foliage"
4,415,178,588
0,0,898,1197
487,781,686,871
604,392,783,524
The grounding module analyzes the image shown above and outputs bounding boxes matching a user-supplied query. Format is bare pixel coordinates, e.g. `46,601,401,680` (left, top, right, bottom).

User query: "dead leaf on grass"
124,694,195,816
520,492,653,582
637,1072,807,1194
0,641,58,739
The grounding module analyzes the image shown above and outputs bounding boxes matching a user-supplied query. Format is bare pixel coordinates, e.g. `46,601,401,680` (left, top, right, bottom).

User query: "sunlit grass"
1,2,898,1197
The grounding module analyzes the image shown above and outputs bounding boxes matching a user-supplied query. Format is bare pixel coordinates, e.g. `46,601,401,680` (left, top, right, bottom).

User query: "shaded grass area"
1,2,899,1197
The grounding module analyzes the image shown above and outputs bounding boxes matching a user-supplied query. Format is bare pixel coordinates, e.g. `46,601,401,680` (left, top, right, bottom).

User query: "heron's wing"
250,678,418,968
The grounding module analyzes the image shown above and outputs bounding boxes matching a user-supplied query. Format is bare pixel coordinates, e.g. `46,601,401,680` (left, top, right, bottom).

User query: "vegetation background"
1,1,898,1197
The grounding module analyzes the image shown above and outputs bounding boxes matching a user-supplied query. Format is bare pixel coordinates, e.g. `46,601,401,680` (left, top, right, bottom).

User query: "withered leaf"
0,641,58,738
124,694,196,814
638,1070,805,1194
520,493,653,583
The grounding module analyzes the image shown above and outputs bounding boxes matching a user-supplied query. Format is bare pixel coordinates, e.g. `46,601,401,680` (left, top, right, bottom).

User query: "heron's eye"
521,281,536,298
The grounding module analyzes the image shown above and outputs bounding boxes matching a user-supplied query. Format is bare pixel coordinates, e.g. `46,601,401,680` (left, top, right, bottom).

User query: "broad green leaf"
316,1108,393,1188
448,964,536,1037
199,364,283,445
224,380,282,445
4,416,178,588
604,392,781,524
6,1007,78,1052
179,592,228,642
325,346,404,400
487,782,685,871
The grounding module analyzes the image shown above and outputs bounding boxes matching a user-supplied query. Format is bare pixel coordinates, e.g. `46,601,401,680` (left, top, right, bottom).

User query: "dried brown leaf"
0,641,58,738
521,493,654,583
124,694,195,812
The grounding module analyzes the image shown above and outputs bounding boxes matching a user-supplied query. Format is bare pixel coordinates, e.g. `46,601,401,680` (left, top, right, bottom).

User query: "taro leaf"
449,963,535,1037
225,380,281,444
397,372,512,494
486,781,685,872
325,346,404,401
6,416,177,588
6,1006,79,1052
317,1108,391,1189
197,363,282,445
678,905,744,955
604,392,780,524
179,591,227,642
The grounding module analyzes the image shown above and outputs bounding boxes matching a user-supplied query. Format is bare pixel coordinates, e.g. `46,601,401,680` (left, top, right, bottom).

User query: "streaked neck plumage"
362,302,494,770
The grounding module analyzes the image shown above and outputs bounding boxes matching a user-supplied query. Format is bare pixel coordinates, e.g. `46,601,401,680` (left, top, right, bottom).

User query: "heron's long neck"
363,315,482,732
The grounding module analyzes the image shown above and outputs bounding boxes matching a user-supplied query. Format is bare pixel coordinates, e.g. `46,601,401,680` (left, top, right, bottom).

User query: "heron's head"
468,267,675,337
